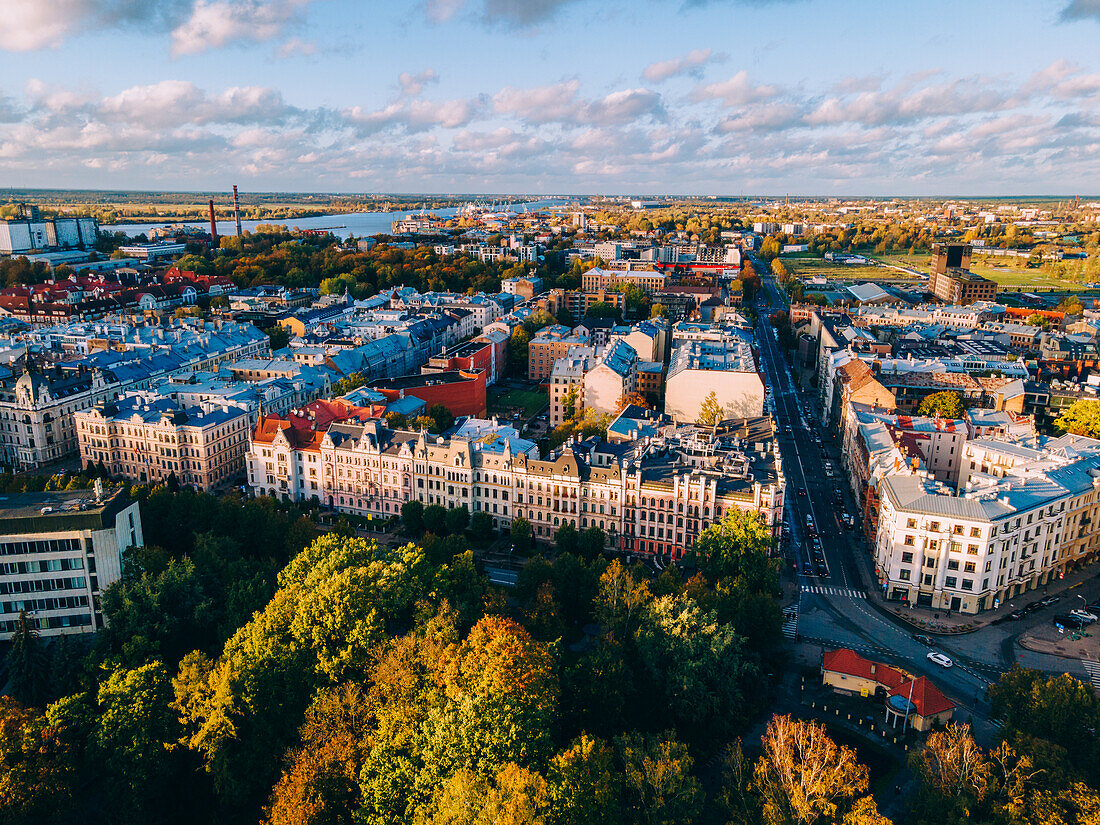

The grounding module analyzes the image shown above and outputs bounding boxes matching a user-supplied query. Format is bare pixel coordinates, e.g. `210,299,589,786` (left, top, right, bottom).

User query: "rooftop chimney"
232,185,242,238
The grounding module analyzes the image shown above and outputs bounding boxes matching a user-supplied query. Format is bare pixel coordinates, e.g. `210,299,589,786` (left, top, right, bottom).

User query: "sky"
0,0,1099,195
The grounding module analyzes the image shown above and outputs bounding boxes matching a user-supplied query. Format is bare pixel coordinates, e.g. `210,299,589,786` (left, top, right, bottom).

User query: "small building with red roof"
822,648,954,732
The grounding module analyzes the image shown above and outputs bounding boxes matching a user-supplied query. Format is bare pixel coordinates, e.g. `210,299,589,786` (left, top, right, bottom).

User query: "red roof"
822,648,907,690
889,676,954,717
252,399,381,449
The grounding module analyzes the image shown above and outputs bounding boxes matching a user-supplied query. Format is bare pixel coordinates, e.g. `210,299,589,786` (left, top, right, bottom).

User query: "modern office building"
0,484,141,638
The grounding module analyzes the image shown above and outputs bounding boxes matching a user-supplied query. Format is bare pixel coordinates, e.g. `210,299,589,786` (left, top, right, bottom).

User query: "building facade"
76,394,252,491
0,485,141,639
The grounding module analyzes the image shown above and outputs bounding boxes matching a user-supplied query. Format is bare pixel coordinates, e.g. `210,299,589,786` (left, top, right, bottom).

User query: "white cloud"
275,37,317,58
690,71,779,106
170,0,316,56
399,70,440,97
492,81,664,126
642,49,721,83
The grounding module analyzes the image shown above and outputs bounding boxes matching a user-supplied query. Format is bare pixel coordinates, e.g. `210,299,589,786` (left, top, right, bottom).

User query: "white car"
927,652,953,668
1070,609,1098,623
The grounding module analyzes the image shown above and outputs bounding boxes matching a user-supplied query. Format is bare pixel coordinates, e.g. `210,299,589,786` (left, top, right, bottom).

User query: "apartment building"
929,243,998,305
528,325,592,382
875,439,1100,613
581,266,668,295
247,416,784,558
563,290,626,320
76,393,252,492
0,484,141,638
549,348,594,427
665,337,765,423
584,339,638,417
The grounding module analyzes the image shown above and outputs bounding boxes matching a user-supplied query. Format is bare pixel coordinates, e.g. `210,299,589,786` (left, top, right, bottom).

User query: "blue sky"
1,0,1099,194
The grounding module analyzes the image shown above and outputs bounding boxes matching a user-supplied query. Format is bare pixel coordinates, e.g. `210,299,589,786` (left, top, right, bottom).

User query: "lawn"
966,260,1090,291
488,387,549,419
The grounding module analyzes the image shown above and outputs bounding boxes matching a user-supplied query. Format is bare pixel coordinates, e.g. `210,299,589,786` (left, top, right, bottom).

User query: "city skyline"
0,0,1099,194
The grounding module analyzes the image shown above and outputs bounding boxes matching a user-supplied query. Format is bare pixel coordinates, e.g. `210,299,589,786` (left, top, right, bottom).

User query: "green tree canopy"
1055,399,1100,439
917,390,965,419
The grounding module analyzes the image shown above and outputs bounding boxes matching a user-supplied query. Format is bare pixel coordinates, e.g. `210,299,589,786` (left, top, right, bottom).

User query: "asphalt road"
751,265,1023,740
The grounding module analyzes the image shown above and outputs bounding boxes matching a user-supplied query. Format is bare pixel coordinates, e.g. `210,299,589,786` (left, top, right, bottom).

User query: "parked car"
912,634,935,646
1006,609,1026,621
1070,608,1098,623
927,652,953,668
1040,596,1061,607
1054,614,1088,629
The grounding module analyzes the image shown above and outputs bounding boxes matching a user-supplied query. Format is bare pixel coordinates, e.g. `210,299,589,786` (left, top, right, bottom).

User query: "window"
924,574,934,586
945,576,957,588
947,560,959,571
961,579,973,591
906,518,917,529
952,525,964,535
930,521,940,531
964,562,976,573
900,569,911,581
970,527,981,538
903,535,915,546
967,544,979,555
901,552,914,563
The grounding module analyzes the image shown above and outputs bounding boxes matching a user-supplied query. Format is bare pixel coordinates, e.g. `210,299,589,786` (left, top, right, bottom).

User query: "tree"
634,594,759,748
578,526,606,559
548,735,622,825
445,505,470,535
268,326,290,351
471,510,496,543
617,731,703,825
649,303,667,319
618,392,648,412
509,327,531,376
1055,399,1100,439
424,504,449,536
511,516,533,553
402,500,425,534
753,715,878,825
988,668,1100,779
760,237,781,261
917,390,965,419
0,697,75,824
93,661,180,821
561,384,580,422
586,302,620,320
6,613,46,707
428,404,455,434
698,390,724,426
692,510,775,589
555,522,579,556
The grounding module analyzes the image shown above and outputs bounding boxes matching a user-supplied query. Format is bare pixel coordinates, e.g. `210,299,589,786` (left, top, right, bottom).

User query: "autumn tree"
618,391,648,412
0,697,75,824
699,390,724,426
617,731,703,825
917,390,965,419
753,715,882,825
1055,399,1100,440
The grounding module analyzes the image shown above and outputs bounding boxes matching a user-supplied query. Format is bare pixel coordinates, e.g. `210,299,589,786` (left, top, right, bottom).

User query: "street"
751,261,1099,741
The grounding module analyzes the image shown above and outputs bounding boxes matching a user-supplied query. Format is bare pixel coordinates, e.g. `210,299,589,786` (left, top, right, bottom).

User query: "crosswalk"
801,585,866,599
1081,659,1100,691
782,605,799,640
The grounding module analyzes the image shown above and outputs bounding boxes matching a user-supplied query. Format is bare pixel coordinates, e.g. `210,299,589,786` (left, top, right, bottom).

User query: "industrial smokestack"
232,185,242,237
208,199,218,245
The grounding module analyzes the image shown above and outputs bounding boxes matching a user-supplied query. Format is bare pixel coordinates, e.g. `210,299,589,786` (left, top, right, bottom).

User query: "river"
107,197,576,240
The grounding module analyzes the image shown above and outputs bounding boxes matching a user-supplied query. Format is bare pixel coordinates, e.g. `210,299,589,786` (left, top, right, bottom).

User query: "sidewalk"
856,541,1099,635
